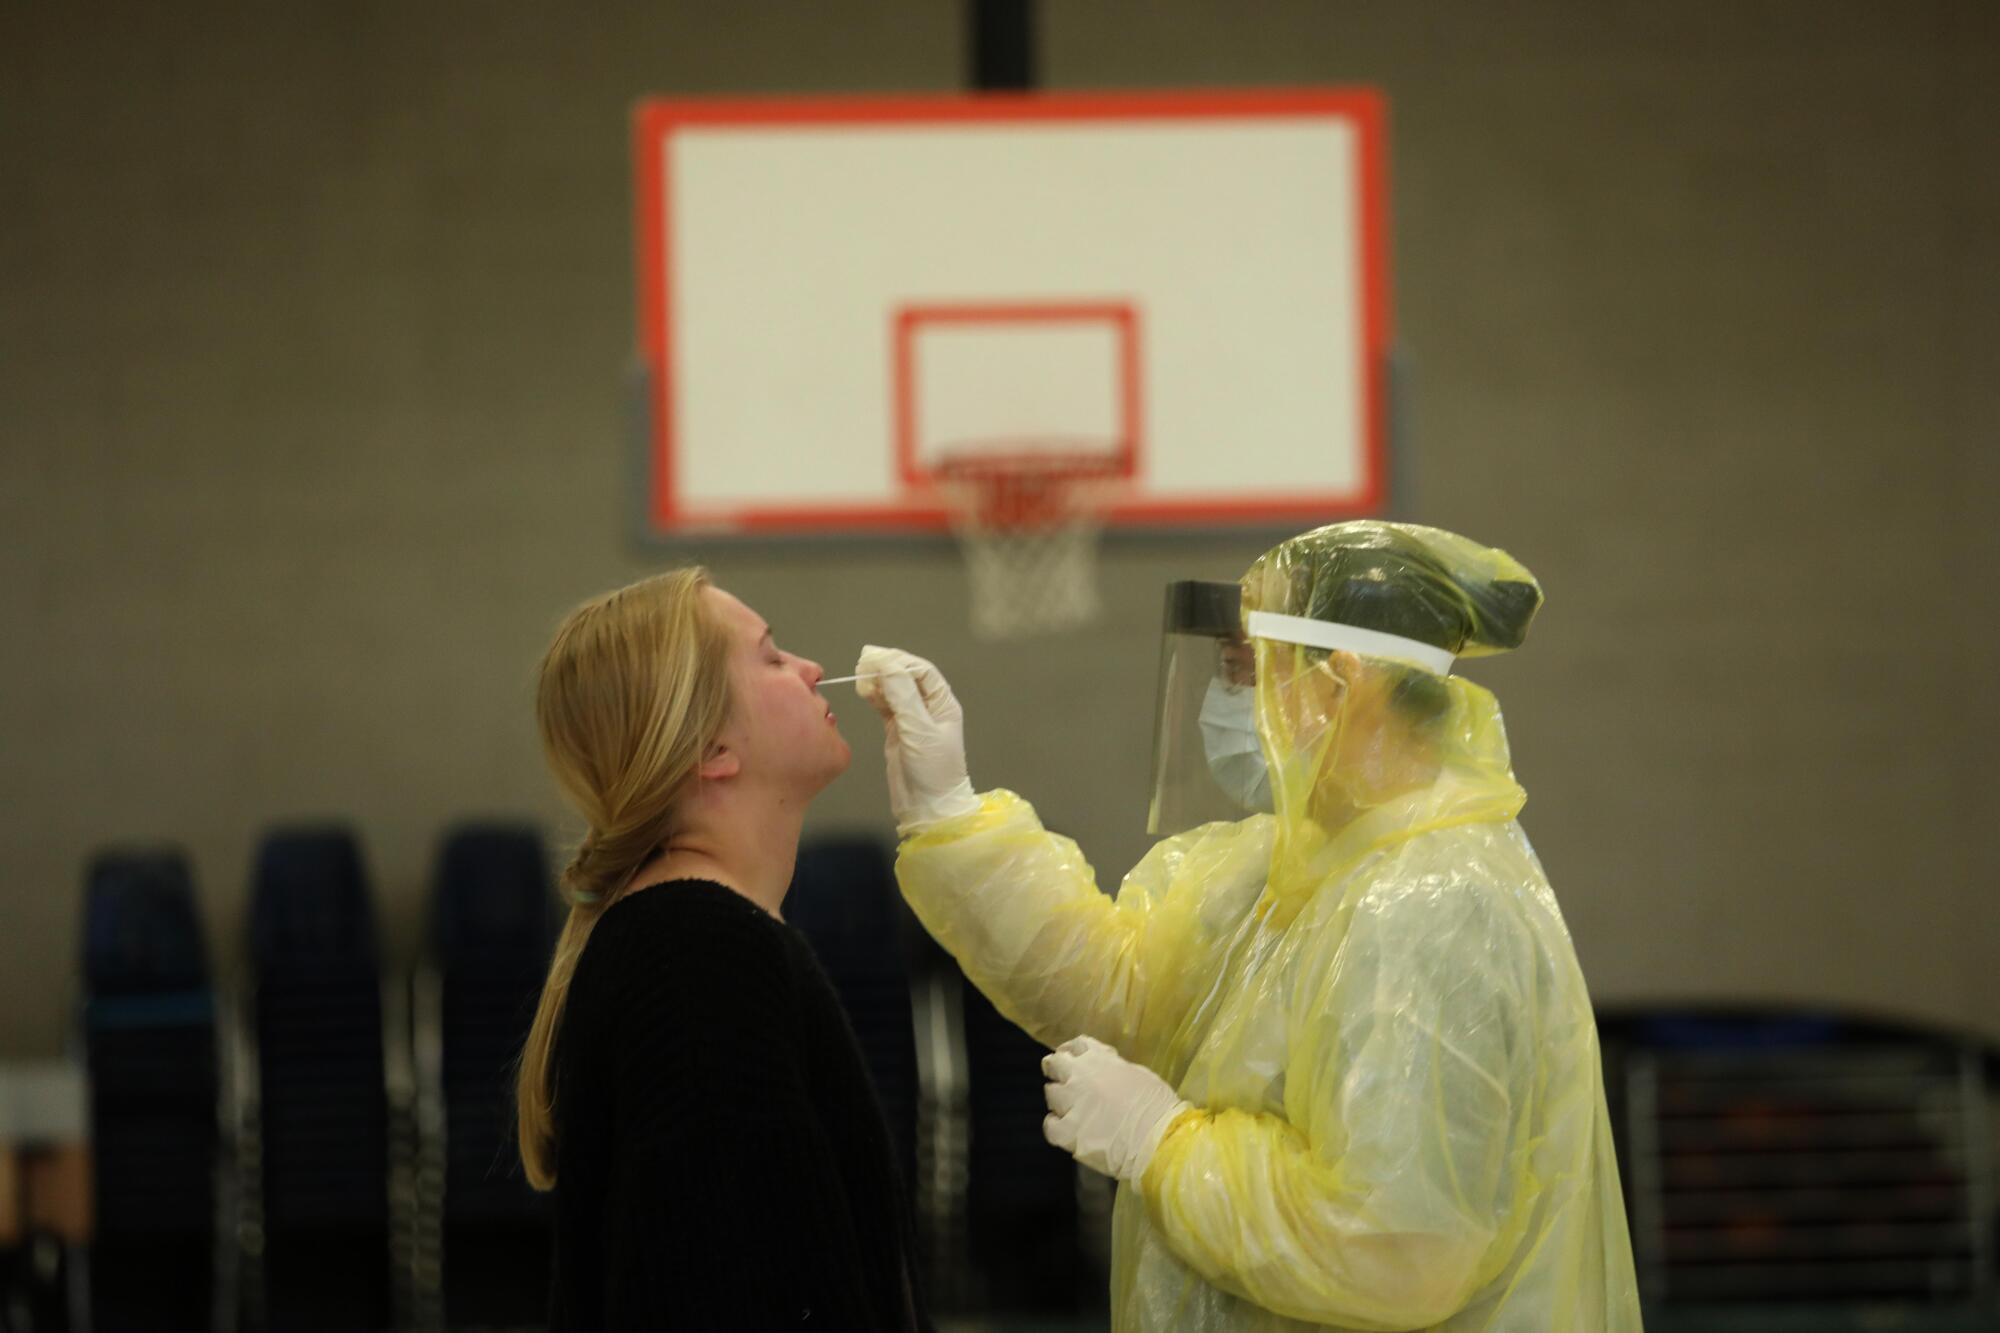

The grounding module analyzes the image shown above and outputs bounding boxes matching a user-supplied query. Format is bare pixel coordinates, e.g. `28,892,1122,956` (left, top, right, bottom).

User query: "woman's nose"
801,657,826,687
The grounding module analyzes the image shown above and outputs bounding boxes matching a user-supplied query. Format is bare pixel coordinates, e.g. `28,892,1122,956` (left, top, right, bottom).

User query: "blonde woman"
517,569,928,1331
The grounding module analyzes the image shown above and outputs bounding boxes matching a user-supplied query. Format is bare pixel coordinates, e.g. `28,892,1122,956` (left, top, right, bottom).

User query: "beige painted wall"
4,1,1995,1055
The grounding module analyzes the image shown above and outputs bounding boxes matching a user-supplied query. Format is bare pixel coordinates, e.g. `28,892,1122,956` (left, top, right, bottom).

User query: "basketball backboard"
632,88,1390,540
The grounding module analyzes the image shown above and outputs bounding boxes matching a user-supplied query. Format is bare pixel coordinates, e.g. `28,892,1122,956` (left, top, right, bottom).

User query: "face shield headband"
1243,611,1456,677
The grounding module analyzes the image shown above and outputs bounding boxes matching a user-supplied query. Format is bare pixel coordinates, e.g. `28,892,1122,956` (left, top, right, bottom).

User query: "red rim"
933,448,1127,529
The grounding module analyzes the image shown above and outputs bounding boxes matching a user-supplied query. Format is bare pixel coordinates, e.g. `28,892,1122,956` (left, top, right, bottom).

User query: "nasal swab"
820,669,909,686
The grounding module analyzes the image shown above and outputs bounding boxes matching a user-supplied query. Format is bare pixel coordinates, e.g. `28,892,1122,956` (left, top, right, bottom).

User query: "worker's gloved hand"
1043,1036,1192,1184
856,646,980,836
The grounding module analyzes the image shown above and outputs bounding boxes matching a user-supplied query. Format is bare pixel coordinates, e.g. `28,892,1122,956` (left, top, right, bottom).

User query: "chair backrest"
78,846,219,1331
83,846,209,996
786,837,921,1183
431,823,555,1212
248,825,391,1329
78,844,217,1163
958,980,1090,1311
431,822,557,964
250,826,378,969
427,823,556,1326
786,837,908,973
961,984,1076,1220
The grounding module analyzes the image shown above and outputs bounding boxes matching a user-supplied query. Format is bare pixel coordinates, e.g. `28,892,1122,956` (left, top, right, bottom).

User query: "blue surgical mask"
1197,678,1274,814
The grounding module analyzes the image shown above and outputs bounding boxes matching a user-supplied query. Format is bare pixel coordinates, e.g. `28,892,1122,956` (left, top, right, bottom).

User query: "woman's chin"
815,735,855,788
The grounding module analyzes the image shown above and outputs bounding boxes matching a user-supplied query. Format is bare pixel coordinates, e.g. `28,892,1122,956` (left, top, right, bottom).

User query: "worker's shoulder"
1352,831,1543,941
1130,814,1276,882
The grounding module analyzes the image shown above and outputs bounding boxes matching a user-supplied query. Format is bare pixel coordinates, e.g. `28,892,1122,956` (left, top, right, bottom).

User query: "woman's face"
705,587,851,795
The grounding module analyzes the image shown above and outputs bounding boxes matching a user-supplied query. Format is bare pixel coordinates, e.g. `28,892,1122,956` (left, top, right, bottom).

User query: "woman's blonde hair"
516,566,734,1190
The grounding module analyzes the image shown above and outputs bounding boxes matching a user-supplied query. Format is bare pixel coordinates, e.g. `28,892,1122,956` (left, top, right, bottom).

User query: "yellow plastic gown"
895,523,1642,1331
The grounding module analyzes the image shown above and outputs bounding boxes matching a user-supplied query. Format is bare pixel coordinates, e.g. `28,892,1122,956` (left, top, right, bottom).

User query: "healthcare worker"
858,521,1641,1332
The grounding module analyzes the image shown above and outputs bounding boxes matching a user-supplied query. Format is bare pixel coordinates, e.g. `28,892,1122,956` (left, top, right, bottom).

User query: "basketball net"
934,447,1126,640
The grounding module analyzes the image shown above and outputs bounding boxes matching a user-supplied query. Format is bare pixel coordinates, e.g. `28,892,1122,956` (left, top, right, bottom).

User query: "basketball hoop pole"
969,0,1037,92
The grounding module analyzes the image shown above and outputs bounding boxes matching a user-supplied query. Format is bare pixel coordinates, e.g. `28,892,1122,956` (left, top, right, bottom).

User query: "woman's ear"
1312,650,1358,703
697,743,741,782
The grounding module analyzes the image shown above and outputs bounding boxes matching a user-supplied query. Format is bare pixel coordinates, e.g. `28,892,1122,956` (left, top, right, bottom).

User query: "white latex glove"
855,645,980,836
1042,1035,1192,1184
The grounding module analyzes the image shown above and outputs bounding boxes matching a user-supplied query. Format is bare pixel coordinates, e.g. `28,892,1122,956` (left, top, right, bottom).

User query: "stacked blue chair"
960,981,1096,1314
79,847,218,1332
248,827,391,1331
785,837,921,1189
1604,1006,1999,1328
429,823,557,1327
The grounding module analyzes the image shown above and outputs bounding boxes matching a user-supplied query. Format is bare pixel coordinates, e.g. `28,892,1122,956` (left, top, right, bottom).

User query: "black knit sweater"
549,879,929,1331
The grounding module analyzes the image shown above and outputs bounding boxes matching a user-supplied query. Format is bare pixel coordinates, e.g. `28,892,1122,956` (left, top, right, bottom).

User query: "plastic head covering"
1240,520,1543,917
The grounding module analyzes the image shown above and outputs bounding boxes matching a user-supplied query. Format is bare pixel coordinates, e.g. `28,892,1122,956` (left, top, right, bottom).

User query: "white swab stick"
820,669,908,686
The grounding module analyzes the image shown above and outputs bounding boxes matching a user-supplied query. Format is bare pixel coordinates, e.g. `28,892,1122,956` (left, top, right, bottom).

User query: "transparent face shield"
1146,580,1274,837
